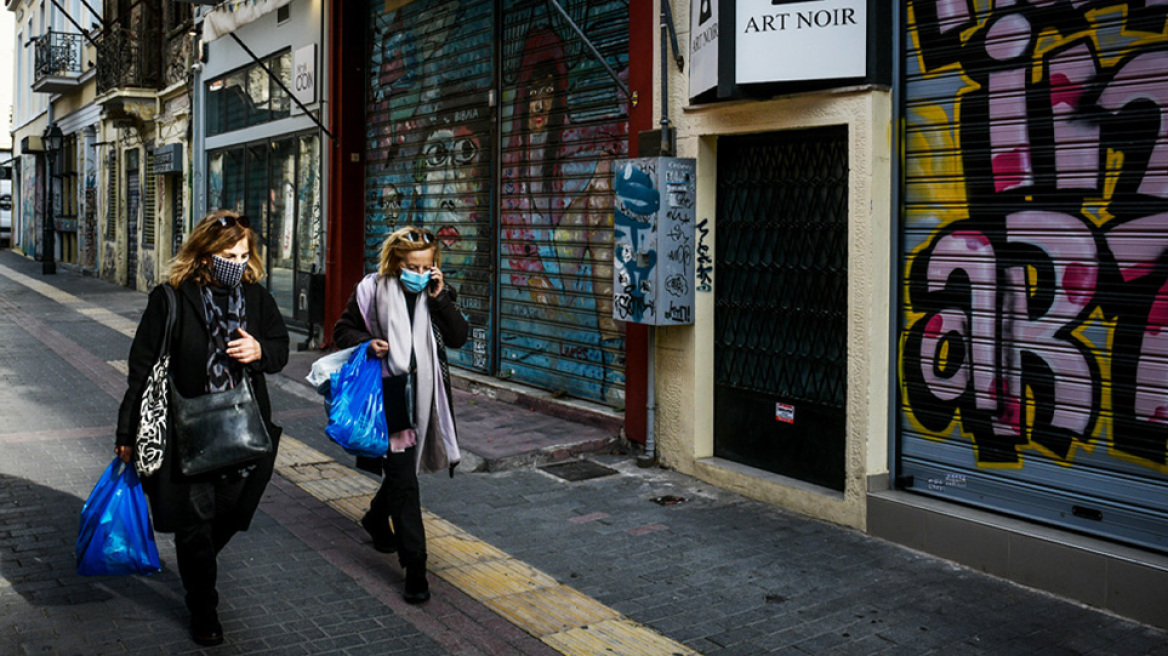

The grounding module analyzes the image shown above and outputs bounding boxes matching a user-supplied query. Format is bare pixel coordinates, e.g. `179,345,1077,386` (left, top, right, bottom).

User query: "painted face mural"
902,2,1168,474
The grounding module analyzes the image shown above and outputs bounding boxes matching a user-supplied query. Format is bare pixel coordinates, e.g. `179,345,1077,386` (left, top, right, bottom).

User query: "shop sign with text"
736,0,866,84
690,0,719,100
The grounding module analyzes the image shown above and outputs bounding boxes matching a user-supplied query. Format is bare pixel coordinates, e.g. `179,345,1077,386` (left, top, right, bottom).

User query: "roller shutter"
365,0,495,373
900,2,1168,551
365,0,629,406
498,0,629,405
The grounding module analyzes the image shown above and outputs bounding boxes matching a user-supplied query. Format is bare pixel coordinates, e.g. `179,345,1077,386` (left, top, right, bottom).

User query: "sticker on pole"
775,403,795,424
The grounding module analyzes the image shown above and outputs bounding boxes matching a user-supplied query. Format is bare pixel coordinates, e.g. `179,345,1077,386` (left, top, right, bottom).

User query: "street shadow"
0,473,181,612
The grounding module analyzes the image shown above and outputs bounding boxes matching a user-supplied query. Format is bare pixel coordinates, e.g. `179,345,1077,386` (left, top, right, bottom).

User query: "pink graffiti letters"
905,2,1168,468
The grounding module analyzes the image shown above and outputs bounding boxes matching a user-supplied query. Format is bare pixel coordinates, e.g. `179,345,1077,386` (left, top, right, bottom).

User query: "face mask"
211,255,247,288
399,268,431,294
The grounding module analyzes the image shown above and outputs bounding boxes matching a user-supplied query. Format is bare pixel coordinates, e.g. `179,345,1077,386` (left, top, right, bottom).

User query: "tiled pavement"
1,249,1167,655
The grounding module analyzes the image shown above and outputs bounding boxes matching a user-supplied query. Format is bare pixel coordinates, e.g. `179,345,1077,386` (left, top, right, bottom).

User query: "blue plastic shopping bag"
325,342,390,458
76,457,161,576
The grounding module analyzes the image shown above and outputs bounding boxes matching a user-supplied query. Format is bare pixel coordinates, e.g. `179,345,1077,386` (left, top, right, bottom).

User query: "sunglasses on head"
404,229,434,244
216,214,251,229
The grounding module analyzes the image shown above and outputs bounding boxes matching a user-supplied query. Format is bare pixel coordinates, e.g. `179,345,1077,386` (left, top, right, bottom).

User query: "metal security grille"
171,176,183,257
365,0,494,374
497,0,629,405
142,149,155,248
900,3,1168,552
126,149,139,287
714,127,848,490
105,150,117,241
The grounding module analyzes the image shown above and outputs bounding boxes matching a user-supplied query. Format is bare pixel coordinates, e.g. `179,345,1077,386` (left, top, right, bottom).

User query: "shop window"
206,50,293,136
207,131,322,321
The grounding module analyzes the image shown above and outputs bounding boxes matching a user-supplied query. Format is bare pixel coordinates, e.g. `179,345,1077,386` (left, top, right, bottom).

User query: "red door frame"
622,0,655,444
322,0,367,345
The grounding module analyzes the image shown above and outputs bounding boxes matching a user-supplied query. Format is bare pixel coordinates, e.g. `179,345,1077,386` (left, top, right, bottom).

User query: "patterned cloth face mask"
211,255,248,288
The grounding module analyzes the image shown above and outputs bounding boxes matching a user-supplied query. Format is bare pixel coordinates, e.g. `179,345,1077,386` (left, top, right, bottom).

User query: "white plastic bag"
306,346,359,393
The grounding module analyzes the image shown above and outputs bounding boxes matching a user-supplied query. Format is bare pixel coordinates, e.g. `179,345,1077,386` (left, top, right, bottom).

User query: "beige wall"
652,1,893,530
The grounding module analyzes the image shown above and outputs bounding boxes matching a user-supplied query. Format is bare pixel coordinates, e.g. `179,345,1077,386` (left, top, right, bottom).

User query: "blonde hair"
378,226,440,277
168,210,265,287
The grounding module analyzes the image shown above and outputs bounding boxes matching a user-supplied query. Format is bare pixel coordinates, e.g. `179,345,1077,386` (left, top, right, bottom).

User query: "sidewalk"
1,250,1167,655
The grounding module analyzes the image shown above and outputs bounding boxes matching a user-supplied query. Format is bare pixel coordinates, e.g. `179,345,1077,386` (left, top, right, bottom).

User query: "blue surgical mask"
399,268,431,294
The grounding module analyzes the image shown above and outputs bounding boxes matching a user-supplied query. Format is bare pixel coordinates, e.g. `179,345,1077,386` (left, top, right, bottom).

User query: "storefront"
362,0,630,406
197,0,325,329
898,1,1168,553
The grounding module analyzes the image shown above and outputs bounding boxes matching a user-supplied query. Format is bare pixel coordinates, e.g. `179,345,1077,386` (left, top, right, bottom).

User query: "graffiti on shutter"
901,2,1168,551
366,0,494,373
498,0,629,405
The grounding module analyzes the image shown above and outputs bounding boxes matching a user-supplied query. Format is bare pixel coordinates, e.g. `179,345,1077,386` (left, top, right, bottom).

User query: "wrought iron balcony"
96,24,161,95
32,30,84,94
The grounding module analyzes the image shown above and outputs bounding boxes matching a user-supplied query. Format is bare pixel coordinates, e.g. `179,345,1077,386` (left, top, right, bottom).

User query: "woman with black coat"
115,211,289,646
333,225,468,604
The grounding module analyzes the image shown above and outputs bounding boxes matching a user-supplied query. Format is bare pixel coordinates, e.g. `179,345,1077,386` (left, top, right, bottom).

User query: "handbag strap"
159,285,177,358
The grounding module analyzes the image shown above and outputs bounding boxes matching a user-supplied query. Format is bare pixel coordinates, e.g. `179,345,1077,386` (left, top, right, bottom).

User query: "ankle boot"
360,513,397,554
403,567,430,604
190,608,223,646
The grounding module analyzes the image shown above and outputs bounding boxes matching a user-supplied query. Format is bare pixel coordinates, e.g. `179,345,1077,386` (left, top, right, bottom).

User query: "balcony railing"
32,30,84,94
96,24,161,95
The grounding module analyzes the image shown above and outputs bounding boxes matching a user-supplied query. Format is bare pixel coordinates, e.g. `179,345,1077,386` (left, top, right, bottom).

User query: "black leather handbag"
170,375,272,478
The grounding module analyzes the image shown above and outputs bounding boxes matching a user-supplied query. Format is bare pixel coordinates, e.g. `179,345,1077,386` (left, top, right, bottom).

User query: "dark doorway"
713,126,849,491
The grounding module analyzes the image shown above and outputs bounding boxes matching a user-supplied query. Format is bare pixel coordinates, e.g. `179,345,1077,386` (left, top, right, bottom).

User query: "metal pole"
228,32,334,140
546,0,630,98
43,147,56,275
659,2,673,156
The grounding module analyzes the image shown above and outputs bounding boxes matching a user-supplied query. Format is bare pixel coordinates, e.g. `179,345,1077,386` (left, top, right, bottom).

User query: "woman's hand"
227,328,263,364
428,266,444,298
368,339,390,359
115,445,133,463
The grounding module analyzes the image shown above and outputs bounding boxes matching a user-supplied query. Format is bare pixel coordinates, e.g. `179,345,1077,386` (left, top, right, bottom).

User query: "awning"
202,0,293,43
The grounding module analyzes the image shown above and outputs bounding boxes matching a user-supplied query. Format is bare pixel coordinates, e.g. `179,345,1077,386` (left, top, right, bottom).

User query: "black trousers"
174,477,246,616
368,445,427,570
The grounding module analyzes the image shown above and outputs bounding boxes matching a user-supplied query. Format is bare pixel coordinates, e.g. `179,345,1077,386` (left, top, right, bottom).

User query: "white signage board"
689,0,719,100
292,44,317,106
736,0,867,85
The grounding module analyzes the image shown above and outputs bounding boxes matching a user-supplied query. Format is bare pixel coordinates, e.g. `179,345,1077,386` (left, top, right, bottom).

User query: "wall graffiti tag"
903,1,1168,475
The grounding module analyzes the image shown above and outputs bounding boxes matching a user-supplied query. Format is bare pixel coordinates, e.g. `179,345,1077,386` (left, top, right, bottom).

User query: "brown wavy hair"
378,226,440,277
168,210,265,287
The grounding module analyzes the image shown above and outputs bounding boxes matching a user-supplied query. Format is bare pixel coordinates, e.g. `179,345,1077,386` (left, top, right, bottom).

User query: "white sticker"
775,403,795,424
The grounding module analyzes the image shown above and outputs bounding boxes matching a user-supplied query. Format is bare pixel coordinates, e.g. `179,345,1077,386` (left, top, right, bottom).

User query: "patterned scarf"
201,285,247,394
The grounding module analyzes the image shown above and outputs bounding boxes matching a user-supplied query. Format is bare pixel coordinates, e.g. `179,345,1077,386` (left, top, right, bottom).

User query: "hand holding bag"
134,285,178,477
170,374,272,478
76,457,162,576
325,342,390,458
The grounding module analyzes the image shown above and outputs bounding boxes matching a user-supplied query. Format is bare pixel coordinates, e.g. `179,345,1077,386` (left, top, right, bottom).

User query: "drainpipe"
640,1,682,467
638,327,658,467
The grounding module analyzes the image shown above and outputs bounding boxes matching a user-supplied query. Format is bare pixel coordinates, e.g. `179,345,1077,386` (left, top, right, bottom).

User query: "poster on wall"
689,0,719,100
736,0,866,84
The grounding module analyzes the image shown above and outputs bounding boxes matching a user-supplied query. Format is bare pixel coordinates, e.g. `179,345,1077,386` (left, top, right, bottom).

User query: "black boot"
190,608,223,647
403,566,431,604
360,512,397,554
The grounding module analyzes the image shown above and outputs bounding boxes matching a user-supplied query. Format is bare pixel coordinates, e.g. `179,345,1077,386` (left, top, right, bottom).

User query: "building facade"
8,0,102,272
655,0,1168,630
193,0,326,333
95,0,194,290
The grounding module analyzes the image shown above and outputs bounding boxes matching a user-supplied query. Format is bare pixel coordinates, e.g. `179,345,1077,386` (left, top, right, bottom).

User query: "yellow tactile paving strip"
273,434,699,656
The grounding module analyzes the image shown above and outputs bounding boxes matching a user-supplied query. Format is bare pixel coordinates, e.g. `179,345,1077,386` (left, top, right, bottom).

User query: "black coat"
333,281,468,474
116,280,290,532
